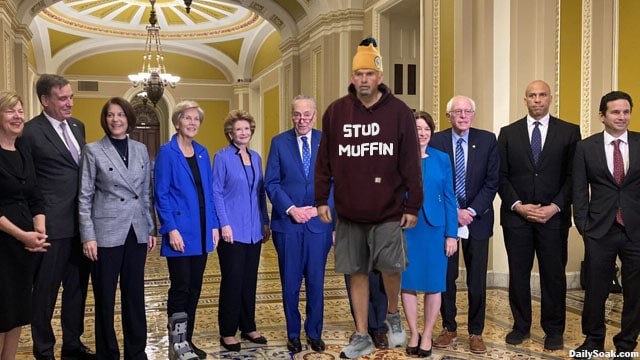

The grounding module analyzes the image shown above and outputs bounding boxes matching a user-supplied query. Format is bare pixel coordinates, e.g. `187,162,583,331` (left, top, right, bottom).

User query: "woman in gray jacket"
78,97,156,360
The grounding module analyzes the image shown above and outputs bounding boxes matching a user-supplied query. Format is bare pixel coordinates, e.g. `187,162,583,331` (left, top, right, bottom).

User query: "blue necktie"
531,121,542,165
455,138,466,208
301,136,311,177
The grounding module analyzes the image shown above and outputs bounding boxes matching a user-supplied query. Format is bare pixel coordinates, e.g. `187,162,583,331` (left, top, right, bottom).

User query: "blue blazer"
154,134,218,257
265,129,334,234
212,143,269,244
420,147,458,238
430,127,500,240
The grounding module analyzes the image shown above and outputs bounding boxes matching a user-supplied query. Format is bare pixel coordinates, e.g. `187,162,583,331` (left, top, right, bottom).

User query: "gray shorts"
334,218,408,274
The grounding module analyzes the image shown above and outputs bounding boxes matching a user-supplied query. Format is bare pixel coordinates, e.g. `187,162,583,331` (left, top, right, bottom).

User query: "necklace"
116,145,128,162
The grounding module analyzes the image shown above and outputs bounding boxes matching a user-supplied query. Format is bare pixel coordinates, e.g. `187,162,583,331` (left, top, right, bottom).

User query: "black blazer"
430,127,500,240
573,131,640,240
498,116,580,229
0,143,45,239
19,113,86,239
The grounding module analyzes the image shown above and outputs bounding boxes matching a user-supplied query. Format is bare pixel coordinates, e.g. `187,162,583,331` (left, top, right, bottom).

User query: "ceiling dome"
40,0,262,39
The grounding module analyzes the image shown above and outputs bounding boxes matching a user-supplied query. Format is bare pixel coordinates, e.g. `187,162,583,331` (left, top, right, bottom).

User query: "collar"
526,113,550,127
452,129,469,143
43,111,68,129
604,130,628,145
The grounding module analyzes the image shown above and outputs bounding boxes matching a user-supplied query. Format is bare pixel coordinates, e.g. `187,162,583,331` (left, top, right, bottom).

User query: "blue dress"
401,147,458,293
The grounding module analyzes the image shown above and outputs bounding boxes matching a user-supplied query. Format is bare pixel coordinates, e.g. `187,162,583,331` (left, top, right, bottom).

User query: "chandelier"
128,0,180,107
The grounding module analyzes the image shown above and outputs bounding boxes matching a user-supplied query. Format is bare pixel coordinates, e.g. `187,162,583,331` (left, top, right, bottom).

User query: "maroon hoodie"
315,83,423,223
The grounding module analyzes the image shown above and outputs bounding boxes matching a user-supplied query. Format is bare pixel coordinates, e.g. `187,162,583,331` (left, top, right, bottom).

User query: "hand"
33,214,46,235
289,206,313,223
514,203,542,221
332,231,336,247
147,236,157,252
221,225,233,244
83,240,98,261
169,229,186,252
457,209,474,226
20,231,49,252
444,237,458,257
262,225,271,243
213,228,220,251
400,213,418,229
527,205,559,223
318,205,332,224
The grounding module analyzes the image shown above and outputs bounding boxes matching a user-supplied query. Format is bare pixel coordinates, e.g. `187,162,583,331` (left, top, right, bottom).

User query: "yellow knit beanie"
352,37,383,72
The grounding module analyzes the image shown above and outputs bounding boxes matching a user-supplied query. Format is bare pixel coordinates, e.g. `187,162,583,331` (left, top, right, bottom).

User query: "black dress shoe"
219,337,241,352
241,332,268,344
505,329,530,345
544,334,564,350
306,338,325,352
573,340,604,359
287,337,302,353
406,335,421,356
61,344,96,360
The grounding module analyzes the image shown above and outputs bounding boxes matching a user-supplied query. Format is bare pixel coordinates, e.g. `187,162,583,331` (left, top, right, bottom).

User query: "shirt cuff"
285,205,294,215
467,207,477,216
510,200,522,211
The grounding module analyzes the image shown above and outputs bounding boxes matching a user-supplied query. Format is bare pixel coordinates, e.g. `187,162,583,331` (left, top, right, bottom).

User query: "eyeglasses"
449,109,475,116
293,112,315,121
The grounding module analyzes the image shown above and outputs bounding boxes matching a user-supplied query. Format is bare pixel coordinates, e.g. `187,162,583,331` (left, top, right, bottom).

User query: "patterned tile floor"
15,243,632,359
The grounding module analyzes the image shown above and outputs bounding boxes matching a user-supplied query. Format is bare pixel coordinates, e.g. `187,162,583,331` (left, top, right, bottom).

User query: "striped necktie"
455,137,466,208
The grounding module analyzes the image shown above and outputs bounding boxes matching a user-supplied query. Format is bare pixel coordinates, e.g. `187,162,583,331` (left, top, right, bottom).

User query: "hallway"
15,243,627,359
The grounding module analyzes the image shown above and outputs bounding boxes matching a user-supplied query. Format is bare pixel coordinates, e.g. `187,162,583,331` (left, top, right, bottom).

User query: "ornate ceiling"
21,0,323,81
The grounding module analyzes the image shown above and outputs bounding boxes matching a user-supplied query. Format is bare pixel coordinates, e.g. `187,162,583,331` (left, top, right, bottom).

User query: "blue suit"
265,129,333,340
402,147,458,292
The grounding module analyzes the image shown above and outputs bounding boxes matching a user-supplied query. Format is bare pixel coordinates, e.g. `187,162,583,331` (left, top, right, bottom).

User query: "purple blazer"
212,143,269,243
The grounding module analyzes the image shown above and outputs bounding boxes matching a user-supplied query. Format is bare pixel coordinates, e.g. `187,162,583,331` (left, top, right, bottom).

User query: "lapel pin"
472,145,476,148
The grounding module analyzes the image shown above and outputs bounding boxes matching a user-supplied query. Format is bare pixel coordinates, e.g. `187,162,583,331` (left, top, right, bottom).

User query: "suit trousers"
345,271,389,334
32,235,91,358
273,230,332,339
166,252,208,341
503,224,568,336
440,235,489,335
217,240,262,337
583,223,640,351
92,227,148,360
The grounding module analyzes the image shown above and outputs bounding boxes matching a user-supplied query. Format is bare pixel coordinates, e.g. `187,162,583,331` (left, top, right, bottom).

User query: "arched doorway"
130,101,161,161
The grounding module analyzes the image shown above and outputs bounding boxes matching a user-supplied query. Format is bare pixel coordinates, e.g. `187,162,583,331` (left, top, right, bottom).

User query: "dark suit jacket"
430,127,500,239
265,129,334,234
19,113,86,239
498,116,581,229
573,131,640,240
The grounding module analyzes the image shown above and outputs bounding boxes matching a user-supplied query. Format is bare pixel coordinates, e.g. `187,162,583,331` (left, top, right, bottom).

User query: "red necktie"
612,139,625,225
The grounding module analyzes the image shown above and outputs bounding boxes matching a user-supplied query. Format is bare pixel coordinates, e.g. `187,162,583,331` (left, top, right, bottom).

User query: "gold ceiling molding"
40,8,264,39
